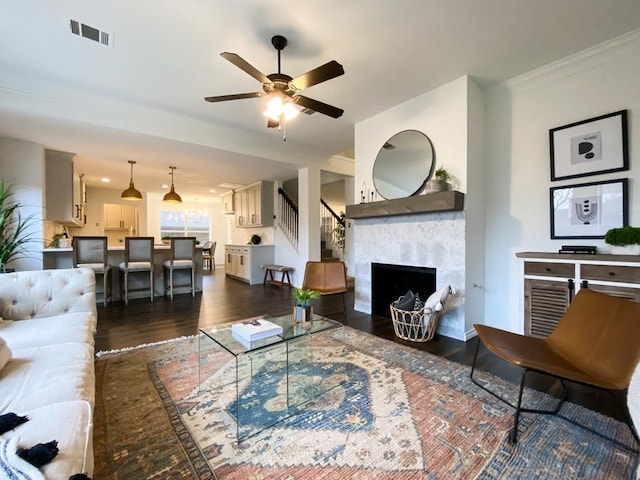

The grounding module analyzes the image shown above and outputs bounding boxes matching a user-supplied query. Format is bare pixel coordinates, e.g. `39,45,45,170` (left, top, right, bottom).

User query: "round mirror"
372,130,435,200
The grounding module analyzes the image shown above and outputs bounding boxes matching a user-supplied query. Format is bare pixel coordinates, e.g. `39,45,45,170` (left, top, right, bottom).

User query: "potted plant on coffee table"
292,288,321,323
0,179,38,272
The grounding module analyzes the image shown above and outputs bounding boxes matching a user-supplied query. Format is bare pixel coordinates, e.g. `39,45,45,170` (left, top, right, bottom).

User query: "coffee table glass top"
199,313,342,356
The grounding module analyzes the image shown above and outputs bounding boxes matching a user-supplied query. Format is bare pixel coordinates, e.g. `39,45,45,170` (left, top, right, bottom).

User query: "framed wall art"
549,110,628,181
550,178,628,239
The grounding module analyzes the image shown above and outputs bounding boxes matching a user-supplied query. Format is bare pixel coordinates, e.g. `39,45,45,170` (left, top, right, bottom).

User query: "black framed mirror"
372,130,435,200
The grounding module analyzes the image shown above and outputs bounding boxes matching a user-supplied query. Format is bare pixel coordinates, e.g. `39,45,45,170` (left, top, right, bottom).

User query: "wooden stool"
262,264,294,289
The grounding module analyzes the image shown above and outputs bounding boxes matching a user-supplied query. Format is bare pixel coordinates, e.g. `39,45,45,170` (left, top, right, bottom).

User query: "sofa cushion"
0,312,96,350
1,400,93,478
0,343,94,412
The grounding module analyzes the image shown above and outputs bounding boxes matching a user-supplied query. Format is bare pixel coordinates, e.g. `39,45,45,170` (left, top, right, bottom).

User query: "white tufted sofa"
0,268,97,478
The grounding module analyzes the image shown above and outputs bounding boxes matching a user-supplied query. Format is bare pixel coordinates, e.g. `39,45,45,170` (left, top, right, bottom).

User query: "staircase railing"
277,187,298,249
320,198,345,259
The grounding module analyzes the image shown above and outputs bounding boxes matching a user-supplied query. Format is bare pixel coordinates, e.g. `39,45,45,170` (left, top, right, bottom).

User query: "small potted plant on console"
605,226,640,255
292,288,320,323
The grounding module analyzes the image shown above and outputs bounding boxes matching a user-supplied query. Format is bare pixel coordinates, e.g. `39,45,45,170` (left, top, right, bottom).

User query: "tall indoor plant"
0,179,38,272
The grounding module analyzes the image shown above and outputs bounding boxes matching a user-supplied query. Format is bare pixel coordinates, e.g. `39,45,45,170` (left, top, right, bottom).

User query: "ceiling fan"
204,35,345,129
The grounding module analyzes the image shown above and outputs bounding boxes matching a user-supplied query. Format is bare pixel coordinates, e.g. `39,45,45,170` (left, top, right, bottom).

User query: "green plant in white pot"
292,287,320,323
0,180,38,272
605,226,640,255
426,166,452,193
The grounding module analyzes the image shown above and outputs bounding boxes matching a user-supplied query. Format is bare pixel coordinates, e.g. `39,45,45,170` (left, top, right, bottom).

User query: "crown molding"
488,28,640,98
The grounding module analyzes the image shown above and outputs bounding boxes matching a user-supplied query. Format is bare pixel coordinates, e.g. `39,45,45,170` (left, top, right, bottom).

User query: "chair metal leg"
191,267,195,297
470,339,567,444
123,271,129,305
169,268,174,300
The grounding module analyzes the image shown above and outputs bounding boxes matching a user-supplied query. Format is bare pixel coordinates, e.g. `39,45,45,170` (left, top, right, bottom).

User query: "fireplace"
371,263,436,318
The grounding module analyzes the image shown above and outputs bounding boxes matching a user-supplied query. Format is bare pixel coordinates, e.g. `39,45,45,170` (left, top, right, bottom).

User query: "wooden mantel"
346,191,465,219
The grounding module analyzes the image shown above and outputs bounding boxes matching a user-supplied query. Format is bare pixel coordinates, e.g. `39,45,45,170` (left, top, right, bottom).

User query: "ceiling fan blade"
294,95,344,119
204,92,264,102
290,60,344,91
220,52,271,85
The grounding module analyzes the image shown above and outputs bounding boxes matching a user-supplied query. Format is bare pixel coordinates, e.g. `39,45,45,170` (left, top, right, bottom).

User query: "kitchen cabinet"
104,204,138,231
234,181,274,227
221,191,234,214
518,252,640,337
45,150,85,226
225,244,274,284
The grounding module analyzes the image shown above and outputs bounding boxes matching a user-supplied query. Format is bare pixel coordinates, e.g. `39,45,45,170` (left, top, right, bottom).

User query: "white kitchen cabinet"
221,191,234,214
234,181,274,227
104,204,138,231
45,150,85,226
224,244,274,284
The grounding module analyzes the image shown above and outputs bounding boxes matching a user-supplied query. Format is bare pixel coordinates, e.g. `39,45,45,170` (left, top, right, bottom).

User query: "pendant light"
121,160,143,201
163,166,182,204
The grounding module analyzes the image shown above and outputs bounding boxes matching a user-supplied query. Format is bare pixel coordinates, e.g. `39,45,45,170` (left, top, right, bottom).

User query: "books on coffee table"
231,317,283,345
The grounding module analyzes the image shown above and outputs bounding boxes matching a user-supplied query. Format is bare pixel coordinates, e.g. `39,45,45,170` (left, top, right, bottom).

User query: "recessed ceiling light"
101,177,110,183
209,188,216,193
161,184,169,189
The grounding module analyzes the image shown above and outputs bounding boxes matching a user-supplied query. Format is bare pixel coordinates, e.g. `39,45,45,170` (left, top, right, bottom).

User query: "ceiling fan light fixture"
121,160,143,201
163,166,182,204
263,95,299,121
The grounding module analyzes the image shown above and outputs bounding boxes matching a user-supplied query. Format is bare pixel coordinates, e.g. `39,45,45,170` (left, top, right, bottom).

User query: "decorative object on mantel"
372,130,435,200
292,287,320,323
558,245,597,255
605,226,640,255
549,109,628,181
0,179,38,273
162,166,182,204
346,190,464,220
121,160,143,201
425,166,452,193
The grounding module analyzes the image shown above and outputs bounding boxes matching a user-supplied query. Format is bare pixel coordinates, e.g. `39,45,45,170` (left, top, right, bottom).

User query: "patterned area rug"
93,328,638,479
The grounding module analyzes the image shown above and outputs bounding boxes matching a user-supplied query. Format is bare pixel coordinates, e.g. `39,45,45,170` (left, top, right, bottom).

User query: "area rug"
93,328,638,479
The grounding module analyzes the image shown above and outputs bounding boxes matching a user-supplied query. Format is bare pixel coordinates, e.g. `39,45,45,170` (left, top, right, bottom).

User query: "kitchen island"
43,244,203,302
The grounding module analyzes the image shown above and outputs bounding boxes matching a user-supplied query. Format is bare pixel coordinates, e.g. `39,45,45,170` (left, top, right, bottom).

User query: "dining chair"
72,236,111,307
202,241,217,271
118,237,154,304
163,237,196,300
471,288,640,445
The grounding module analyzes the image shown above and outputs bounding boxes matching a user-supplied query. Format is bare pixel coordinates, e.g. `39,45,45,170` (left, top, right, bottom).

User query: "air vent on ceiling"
69,19,112,47
218,182,247,189
382,142,396,150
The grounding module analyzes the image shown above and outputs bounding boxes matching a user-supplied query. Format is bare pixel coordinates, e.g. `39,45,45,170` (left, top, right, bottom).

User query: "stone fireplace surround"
353,211,466,340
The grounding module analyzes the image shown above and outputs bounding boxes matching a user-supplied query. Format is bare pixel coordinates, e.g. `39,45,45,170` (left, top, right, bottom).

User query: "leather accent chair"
302,261,348,316
72,236,111,307
471,288,640,445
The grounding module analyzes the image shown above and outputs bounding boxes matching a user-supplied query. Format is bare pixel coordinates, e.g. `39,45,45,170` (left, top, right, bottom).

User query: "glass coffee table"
198,313,346,441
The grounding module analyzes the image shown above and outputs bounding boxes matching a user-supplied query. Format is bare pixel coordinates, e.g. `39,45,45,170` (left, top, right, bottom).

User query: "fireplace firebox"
371,263,436,318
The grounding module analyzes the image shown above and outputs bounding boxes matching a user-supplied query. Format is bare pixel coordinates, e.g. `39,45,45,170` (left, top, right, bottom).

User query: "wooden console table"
517,252,640,337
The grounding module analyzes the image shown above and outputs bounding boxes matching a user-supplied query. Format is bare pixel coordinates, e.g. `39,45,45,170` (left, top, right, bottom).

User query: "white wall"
0,137,45,271
484,30,640,333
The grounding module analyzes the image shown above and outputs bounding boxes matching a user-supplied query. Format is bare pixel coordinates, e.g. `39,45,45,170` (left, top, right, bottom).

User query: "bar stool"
119,237,154,305
163,237,196,300
72,236,111,307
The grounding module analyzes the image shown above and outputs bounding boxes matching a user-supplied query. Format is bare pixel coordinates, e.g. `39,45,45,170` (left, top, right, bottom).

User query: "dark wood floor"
96,268,628,422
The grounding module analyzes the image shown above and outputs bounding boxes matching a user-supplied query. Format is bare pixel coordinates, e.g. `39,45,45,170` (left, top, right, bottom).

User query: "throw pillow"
0,336,11,371
424,285,454,312
396,290,417,311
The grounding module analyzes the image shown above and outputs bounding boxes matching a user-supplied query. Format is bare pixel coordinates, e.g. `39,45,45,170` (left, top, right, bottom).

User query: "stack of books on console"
231,317,283,348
